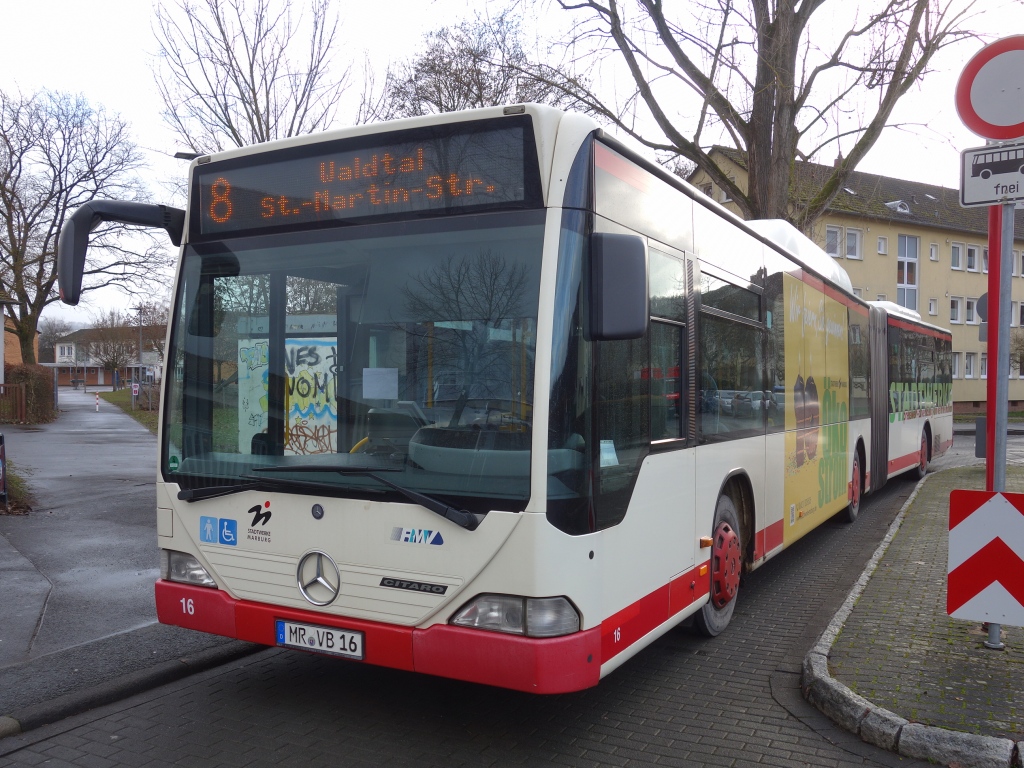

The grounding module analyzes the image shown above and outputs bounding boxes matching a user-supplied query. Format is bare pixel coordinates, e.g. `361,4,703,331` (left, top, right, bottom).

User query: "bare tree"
1010,329,1024,377
369,10,584,121
134,300,171,369
87,309,137,376
543,0,978,227
0,90,169,364
153,0,351,152
38,316,73,364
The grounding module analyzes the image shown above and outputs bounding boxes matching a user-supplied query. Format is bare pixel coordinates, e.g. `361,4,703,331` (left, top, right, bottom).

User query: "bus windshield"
163,210,543,512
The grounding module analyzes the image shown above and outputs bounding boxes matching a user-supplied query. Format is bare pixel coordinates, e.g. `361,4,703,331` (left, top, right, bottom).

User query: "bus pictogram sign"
960,140,1024,207
948,490,1024,625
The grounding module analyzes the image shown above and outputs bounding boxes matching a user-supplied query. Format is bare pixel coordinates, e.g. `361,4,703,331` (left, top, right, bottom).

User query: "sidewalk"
804,463,1024,768
0,387,254,736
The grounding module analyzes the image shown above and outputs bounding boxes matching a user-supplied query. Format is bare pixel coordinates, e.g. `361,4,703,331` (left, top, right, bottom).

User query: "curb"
801,470,1022,768
0,641,263,739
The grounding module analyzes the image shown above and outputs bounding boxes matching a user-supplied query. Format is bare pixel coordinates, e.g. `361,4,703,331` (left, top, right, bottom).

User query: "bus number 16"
180,598,195,615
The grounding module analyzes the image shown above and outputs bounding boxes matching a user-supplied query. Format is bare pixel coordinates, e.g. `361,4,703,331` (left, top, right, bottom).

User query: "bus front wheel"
695,495,742,637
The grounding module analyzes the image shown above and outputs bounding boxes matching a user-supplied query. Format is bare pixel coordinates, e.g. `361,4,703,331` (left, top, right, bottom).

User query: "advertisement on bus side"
782,273,850,544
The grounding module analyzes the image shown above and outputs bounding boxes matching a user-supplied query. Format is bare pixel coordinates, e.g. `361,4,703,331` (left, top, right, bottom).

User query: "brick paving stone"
829,464,1024,742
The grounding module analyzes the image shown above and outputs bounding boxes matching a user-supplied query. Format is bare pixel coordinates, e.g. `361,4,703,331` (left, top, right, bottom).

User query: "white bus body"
59,105,952,693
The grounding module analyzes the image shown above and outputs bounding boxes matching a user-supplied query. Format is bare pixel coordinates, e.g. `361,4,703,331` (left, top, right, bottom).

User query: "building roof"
58,326,166,344
708,146,1024,240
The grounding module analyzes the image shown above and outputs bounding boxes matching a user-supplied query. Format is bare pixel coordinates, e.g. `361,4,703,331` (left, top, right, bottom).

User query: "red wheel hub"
710,521,741,608
851,460,861,508
920,437,928,471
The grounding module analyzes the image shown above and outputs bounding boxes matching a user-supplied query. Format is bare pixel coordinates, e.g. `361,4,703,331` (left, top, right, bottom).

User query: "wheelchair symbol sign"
200,516,237,546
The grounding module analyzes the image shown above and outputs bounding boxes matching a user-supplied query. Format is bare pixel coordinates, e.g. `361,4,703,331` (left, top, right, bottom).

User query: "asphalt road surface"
1,452,955,768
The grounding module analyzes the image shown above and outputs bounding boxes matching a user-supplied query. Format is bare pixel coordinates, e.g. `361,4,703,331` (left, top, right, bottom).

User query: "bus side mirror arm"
587,232,649,341
58,200,186,306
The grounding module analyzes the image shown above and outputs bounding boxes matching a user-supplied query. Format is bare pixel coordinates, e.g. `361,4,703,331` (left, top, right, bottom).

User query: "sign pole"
986,204,1000,493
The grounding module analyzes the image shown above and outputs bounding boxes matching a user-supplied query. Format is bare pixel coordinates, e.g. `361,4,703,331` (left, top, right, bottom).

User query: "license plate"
275,620,364,659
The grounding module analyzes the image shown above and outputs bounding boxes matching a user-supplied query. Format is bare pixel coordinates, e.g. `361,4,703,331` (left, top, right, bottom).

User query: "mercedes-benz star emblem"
296,551,341,606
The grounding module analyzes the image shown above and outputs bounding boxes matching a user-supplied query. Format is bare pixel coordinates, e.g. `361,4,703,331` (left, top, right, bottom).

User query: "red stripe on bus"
888,450,921,475
764,520,784,552
413,624,602,694
887,316,950,340
157,580,604,693
669,562,711,615
594,143,651,193
601,585,668,662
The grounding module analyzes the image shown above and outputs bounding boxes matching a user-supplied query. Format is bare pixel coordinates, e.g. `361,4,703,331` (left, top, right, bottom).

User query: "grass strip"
99,388,159,435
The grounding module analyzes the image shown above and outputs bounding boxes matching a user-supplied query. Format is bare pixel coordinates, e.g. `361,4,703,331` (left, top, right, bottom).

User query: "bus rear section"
866,303,953,489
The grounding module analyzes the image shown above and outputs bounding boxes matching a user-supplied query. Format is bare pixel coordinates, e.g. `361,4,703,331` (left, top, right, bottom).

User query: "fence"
0,384,27,423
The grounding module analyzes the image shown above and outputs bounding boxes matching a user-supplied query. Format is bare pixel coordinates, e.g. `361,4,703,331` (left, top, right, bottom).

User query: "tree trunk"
14,318,37,365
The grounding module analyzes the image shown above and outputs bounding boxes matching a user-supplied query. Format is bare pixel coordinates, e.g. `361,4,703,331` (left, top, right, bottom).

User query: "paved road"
0,388,241,716
1,456,952,767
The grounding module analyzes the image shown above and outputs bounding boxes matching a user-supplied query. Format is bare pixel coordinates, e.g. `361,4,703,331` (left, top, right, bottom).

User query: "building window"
846,229,862,259
951,297,963,323
951,242,963,269
877,236,888,255
952,352,960,379
877,293,887,301
897,234,919,311
965,352,976,378
967,245,979,271
720,175,735,203
983,248,989,273
981,353,988,379
929,243,939,261
966,298,977,324
1013,302,1018,327
852,287,863,298
826,225,841,257
1020,302,1024,327
928,298,937,315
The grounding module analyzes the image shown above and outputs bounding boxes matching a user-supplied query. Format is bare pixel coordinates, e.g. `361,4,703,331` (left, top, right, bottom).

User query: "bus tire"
695,495,742,637
911,431,928,480
841,450,862,524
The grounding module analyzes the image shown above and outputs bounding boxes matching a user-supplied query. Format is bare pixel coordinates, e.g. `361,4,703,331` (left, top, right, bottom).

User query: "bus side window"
651,321,685,441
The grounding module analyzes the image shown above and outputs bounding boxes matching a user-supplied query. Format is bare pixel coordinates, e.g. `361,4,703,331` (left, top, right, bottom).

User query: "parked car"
732,391,753,418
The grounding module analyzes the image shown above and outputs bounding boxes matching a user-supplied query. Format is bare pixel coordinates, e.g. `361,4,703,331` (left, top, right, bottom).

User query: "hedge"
3,364,57,423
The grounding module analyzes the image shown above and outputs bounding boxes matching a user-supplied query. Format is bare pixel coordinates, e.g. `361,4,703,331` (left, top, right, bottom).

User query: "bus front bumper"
156,580,602,693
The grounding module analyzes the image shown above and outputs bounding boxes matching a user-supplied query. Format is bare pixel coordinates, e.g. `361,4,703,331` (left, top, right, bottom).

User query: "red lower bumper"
155,580,602,694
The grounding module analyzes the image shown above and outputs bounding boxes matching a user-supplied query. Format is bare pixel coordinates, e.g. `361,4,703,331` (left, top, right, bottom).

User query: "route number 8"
209,178,233,223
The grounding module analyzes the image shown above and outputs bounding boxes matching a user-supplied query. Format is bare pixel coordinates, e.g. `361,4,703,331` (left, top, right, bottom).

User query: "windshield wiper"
178,474,375,503
253,465,481,531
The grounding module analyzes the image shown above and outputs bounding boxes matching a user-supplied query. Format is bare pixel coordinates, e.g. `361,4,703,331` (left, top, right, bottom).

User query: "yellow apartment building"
690,147,1024,412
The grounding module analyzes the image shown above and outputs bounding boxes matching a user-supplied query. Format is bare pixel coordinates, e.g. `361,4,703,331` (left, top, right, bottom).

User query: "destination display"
194,121,535,237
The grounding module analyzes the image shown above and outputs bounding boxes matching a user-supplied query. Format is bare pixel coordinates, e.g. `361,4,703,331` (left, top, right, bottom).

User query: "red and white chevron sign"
948,490,1024,625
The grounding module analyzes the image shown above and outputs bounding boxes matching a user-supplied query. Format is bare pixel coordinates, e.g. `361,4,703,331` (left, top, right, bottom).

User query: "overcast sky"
1,0,1021,325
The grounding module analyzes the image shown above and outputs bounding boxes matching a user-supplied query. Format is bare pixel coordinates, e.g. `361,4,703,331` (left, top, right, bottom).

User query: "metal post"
983,202,1014,651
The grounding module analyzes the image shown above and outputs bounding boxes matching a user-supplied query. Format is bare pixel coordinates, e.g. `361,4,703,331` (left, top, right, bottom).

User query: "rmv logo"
390,527,444,545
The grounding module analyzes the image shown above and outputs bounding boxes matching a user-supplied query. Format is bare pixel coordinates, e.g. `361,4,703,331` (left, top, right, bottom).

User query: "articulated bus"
57,105,952,693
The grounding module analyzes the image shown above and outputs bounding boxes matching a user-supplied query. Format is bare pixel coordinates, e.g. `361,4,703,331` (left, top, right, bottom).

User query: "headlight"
161,549,217,587
451,595,580,637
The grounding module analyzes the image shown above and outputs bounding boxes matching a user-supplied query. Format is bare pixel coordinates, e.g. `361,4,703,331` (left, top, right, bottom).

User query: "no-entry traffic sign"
956,36,1024,140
